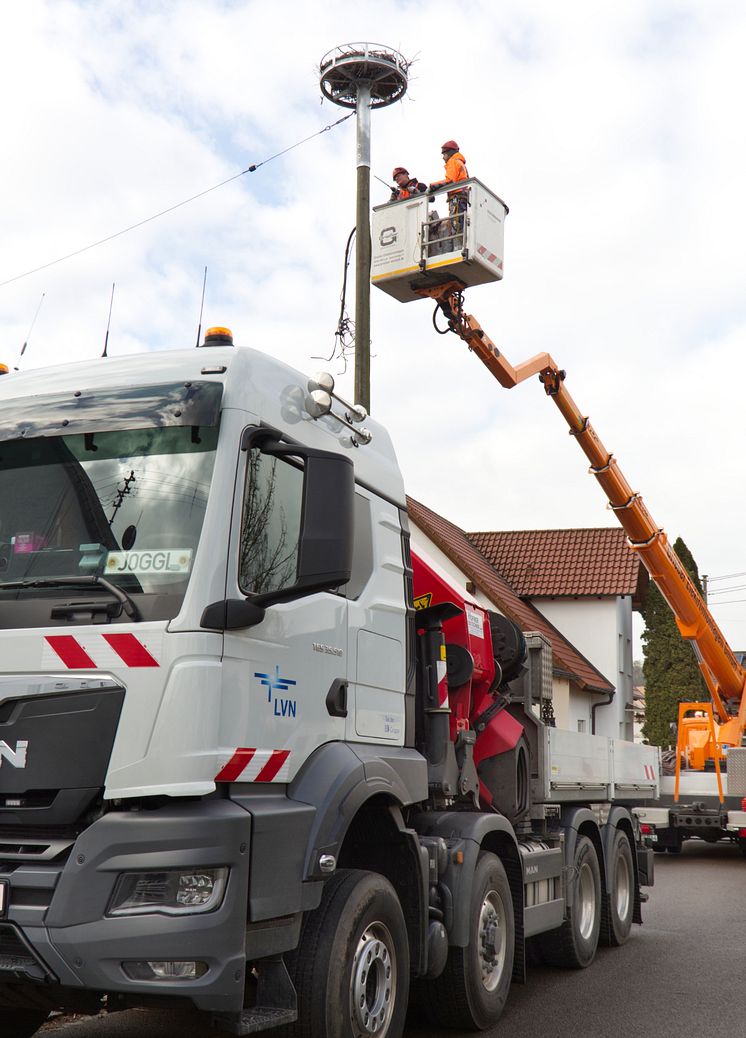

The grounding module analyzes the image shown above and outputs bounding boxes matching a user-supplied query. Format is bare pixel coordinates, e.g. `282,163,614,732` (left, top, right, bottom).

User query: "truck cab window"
239,449,303,596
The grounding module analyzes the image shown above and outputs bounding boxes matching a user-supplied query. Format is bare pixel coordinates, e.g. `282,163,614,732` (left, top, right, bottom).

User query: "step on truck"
0,329,657,1036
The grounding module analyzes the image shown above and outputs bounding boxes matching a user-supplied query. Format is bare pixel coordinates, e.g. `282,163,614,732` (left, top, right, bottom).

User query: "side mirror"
201,427,355,631
256,443,354,606
201,598,266,631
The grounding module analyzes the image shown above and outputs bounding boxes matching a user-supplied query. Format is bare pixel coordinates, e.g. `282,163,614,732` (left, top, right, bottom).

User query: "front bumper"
2,800,251,1013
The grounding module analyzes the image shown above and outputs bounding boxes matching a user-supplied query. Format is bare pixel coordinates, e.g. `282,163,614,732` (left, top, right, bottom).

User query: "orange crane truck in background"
371,178,746,856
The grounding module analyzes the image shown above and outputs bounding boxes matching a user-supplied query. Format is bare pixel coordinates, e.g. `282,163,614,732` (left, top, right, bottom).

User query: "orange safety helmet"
441,140,459,152
392,167,409,178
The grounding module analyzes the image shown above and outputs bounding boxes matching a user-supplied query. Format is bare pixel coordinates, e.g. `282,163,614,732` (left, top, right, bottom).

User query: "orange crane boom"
423,281,746,749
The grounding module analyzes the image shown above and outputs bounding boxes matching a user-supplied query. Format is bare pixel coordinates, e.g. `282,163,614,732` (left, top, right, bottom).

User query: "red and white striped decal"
477,244,503,270
644,764,657,781
215,748,291,784
437,644,449,709
45,633,159,669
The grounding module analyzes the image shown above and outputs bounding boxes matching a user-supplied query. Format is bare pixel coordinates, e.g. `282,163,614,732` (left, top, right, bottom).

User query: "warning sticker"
105,549,193,576
414,593,432,611
466,609,484,639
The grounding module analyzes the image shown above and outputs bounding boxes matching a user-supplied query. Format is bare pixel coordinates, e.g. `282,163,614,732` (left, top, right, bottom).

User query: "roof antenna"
17,292,45,367
195,266,208,348
102,282,115,358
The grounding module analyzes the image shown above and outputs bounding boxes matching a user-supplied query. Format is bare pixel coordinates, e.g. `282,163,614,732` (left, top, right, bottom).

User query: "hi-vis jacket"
433,151,469,188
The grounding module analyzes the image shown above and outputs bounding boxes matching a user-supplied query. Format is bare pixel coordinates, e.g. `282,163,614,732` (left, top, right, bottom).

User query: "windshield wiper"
0,576,141,621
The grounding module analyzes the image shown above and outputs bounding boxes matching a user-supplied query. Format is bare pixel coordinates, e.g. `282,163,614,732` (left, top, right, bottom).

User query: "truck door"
220,438,348,784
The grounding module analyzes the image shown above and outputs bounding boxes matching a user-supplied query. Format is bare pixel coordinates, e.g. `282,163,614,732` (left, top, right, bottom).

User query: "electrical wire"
706,571,746,583
0,112,354,290
313,226,356,371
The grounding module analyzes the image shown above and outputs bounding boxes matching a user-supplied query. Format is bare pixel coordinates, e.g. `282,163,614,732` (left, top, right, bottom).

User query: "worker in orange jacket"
429,140,470,248
430,140,469,192
389,166,427,202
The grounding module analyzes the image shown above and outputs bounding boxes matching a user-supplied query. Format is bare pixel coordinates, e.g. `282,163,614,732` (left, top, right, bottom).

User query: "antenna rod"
102,282,115,358
196,266,208,348
19,292,45,361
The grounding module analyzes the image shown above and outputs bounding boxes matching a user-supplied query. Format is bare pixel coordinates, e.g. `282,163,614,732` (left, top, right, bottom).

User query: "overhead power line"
0,112,354,290
706,570,746,583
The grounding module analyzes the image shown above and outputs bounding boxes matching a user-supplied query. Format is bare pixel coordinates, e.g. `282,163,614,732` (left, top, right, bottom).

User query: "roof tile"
468,528,646,599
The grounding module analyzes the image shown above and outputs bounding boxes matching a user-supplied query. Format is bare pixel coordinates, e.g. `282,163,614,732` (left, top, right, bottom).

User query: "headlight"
107,867,228,917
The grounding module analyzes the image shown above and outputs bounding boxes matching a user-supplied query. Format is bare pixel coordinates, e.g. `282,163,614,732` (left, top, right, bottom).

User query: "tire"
601,829,634,947
285,869,409,1038
0,1009,49,1037
738,837,746,857
422,851,514,1030
539,835,601,969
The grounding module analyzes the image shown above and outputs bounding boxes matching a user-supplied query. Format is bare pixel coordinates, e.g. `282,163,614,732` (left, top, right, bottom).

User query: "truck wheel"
738,837,746,857
601,829,634,947
287,868,409,1038
422,851,514,1030
539,835,601,969
0,1010,49,1037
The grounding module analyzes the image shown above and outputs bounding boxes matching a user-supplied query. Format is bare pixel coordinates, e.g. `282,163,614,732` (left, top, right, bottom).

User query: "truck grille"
0,828,75,863
0,924,52,982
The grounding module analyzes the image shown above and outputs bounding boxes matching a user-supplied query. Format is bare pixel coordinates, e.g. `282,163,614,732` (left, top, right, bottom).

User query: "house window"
577,719,586,733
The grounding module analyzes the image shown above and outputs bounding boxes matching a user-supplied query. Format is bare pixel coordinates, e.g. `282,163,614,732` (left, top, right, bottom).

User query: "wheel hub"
351,922,396,1036
478,892,506,991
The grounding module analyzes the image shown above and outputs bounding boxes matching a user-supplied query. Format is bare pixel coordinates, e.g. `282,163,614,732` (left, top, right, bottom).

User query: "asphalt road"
38,840,746,1038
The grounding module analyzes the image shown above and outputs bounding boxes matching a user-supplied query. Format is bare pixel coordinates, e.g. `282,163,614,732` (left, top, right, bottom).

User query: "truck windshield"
0,425,218,625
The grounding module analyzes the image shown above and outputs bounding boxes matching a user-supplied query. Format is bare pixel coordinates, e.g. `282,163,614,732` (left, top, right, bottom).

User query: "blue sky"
3,1,746,651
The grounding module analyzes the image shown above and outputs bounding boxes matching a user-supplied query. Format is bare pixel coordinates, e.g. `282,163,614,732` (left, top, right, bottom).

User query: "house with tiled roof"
468,528,648,741
407,499,618,734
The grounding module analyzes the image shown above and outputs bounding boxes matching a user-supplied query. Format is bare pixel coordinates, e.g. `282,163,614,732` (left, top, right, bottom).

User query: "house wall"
551,676,570,730
410,524,592,731
533,596,635,741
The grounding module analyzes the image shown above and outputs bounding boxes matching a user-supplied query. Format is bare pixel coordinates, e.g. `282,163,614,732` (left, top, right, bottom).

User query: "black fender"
288,742,428,880
601,804,644,924
601,806,635,889
410,810,520,948
559,805,601,910
288,742,430,972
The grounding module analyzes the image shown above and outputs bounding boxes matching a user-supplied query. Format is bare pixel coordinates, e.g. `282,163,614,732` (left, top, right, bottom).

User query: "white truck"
0,329,658,1037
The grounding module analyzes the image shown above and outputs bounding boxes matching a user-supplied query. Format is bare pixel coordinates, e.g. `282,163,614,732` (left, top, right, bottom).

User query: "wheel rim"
577,862,597,940
478,889,508,992
350,921,397,1037
615,848,632,921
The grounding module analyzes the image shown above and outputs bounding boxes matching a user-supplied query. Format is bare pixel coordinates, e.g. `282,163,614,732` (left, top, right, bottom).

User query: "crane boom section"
426,283,746,741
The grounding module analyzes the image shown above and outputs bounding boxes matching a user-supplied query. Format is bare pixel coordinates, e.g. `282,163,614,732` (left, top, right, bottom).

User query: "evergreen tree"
641,536,708,747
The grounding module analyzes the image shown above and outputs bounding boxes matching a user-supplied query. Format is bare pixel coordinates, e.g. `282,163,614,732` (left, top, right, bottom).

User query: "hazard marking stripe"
215,748,291,784
256,749,291,782
45,636,97,669
103,633,159,668
477,244,500,266
215,748,256,783
44,633,159,670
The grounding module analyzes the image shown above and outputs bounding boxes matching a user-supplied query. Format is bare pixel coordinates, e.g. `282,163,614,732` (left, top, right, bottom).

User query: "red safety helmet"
392,166,409,178
441,140,459,152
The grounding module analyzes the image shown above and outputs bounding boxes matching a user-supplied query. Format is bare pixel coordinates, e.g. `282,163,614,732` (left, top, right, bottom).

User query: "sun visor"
0,380,223,442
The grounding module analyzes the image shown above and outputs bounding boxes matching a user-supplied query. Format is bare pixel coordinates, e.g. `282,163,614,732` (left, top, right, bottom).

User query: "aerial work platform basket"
371,178,508,303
